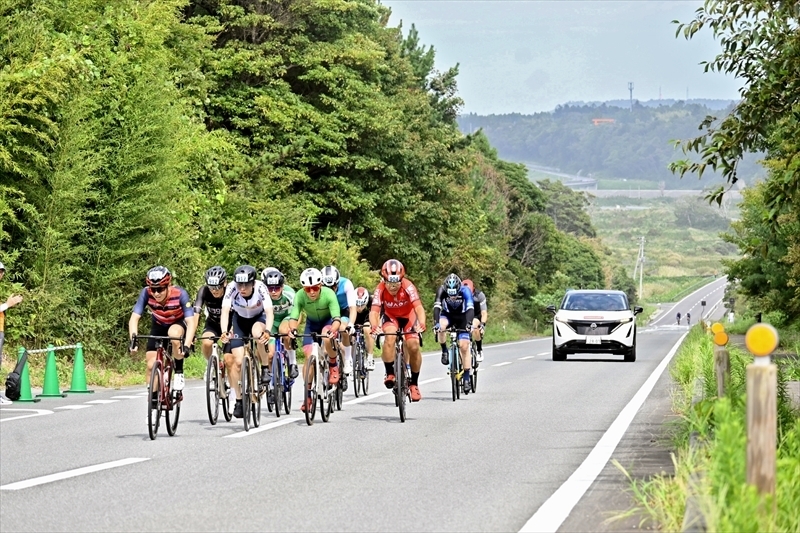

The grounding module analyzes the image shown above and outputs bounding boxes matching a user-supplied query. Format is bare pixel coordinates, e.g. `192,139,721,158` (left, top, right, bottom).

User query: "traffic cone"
15,347,41,403
37,344,65,398
66,343,93,394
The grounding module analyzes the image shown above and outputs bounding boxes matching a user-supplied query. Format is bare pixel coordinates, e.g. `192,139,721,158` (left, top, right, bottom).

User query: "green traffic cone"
37,344,65,398
66,343,93,394
15,347,40,403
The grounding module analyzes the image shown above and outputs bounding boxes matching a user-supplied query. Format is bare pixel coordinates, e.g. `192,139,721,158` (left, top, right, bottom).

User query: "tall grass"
626,327,800,530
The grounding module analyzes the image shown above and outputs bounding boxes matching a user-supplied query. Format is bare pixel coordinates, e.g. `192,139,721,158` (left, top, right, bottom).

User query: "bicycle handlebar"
129,334,185,351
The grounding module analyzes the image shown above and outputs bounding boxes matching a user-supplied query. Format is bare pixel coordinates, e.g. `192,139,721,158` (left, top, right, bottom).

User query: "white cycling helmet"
300,267,323,287
355,287,369,307
321,265,340,287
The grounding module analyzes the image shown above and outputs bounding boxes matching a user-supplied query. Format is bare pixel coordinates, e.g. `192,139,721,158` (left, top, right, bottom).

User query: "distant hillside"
565,98,736,111
458,101,764,188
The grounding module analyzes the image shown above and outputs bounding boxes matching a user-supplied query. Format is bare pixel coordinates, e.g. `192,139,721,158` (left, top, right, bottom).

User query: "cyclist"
192,266,232,367
262,267,299,379
462,279,487,363
321,265,357,376
129,266,197,406
686,312,691,325
676,312,681,325
434,273,475,394
353,286,375,370
287,268,341,412
219,265,274,419
369,259,426,401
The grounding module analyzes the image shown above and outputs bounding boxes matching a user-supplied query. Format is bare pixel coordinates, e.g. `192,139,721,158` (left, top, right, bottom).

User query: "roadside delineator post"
711,322,730,397
14,346,41,403
36,344,66,398
745,323,779,496
66,342,93,394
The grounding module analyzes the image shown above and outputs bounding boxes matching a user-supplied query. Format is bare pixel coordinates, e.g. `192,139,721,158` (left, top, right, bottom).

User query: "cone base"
36,393,66,398
65,390,94,394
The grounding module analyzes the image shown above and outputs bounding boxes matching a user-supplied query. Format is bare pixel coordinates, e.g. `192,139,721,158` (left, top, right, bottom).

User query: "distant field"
589,196,738,301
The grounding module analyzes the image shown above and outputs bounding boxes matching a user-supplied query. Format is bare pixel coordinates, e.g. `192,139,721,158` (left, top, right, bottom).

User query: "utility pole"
632,236,645,299
628,82,634,111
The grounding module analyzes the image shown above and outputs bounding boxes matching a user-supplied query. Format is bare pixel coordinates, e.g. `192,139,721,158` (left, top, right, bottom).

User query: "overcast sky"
381,0,743,114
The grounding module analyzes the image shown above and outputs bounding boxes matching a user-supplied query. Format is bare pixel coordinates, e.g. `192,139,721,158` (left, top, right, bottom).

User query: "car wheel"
624,334,636,362
552,338,567,361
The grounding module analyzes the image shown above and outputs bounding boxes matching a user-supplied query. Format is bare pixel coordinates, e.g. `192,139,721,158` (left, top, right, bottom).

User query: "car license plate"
586,336,601,345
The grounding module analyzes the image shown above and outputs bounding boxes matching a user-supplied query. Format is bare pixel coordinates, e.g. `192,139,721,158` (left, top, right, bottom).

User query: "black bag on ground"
5,350,28,401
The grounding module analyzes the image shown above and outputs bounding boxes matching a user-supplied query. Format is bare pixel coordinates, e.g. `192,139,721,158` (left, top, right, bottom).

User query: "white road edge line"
519,331,690,533
0,458,150,491
55,405,93,410
343,377,445,405
518,356,535,360
492,362,513,367
110,396,141,399
537,352,549,356
85,400,119,404
224,417,300,438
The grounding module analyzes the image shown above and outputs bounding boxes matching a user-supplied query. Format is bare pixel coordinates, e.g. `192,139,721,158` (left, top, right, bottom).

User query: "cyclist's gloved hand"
346,324,355,336
182,345,191,358
480,323,486,334
259,331,270,345
129,336,138,353
288,328,297,340
433,323,440,333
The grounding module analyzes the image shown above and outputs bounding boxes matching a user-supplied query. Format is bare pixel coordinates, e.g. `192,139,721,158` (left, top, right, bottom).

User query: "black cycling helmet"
205,266,227,288
233,265,257,284
321,265,340,287
261,267,285,287
444,273,461,296
146,266,171,288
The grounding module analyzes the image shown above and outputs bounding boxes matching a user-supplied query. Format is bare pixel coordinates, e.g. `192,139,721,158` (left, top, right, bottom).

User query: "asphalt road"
0,281,723,532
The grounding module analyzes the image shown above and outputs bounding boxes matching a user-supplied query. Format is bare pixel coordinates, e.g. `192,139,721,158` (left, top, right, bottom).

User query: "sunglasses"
304,285,322,294
267,285,282,293
208,285,224,291
150,286,167,294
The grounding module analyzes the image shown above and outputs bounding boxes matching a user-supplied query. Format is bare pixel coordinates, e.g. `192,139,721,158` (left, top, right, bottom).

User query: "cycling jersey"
270,284,296,322
193,285,225,324
371,279,421,319
223,280,270,318
334,277,356,312
433,285,474,323
133,286,194,326
290,287,340,323
473,290,487,314
354,294,373,325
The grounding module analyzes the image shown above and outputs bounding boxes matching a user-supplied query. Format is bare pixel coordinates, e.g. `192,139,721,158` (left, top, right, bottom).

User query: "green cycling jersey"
289,287,340,323
269,284,296,334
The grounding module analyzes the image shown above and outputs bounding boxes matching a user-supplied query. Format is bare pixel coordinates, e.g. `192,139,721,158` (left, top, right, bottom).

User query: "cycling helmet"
261,267,285,287
0,262,5,271
146,266,171,288
380,259,405,283
462,279,475,293
205,266,227,288
300,267,323,287
233,265,257,284
444,273,462,296
321,265,340,287
355,287,370,307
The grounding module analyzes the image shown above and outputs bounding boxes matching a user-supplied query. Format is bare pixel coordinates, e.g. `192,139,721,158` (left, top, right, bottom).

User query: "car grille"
566,320,617,335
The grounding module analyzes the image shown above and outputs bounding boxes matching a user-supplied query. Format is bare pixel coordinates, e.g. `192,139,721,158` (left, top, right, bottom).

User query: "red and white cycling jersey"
371,278,420,318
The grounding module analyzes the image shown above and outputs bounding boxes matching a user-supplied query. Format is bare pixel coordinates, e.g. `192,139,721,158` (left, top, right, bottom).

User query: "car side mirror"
546,305,556,315
633,306,643,315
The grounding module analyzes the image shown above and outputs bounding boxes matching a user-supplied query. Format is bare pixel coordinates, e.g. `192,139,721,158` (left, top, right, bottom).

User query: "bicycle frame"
131,334,183,439
445,328,471,401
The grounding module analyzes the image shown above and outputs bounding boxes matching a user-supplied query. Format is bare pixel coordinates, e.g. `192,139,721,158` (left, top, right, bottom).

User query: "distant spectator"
1,262,24,405
728,311,735,324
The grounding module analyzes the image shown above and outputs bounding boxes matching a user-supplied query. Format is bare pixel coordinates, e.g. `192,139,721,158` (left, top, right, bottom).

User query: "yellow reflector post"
711,322,725,334
745,323,779,357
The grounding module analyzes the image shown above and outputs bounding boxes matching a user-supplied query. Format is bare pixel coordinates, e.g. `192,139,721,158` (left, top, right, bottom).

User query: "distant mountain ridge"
563,98,736,111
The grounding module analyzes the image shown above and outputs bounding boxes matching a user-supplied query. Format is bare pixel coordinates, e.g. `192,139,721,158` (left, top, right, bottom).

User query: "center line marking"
85,400,119,404
224,417,300,438
518,356,535,360
55,405,93,410
110,396,141,399
344,377,445,405
537,352,549,356
0,458,150,491
492,362,512,367
0,409,54,423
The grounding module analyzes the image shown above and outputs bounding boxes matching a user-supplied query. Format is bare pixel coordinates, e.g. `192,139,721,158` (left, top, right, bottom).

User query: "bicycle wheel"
147,360,162,440
353,344,362,398
166,385,180,436
397,353,406,423
450,347,458,402
305,356,317,426
251,360,262,428
206,353,220,425
272,353,282,418
320,359,330,423
362,352,370,396
242,356,251,432
283,369,292,415
222,367,233,422
470,347,478,394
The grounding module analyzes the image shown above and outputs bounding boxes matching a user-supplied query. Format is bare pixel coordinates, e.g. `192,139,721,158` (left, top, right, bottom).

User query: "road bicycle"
131,334,183,440
295,332,343,426
686,315,691,325
238,336,265,432
444,328,472,402
351,324,370,397
267,335,293,417
469,337,479,394
376,330,419,423
204,336,233,425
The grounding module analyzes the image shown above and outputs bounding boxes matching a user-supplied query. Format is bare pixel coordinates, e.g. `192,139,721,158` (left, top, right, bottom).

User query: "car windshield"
562,293,628,312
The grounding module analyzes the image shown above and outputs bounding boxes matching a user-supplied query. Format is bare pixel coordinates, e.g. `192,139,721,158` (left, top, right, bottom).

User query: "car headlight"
555,315,569,324
617,317,634,324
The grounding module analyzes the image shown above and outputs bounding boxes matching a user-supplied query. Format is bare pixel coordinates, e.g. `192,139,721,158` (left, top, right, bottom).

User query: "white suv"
547,290,643,362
